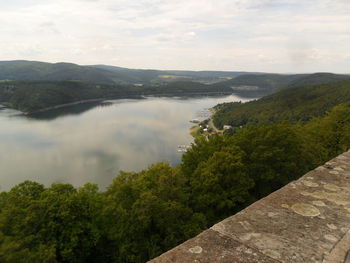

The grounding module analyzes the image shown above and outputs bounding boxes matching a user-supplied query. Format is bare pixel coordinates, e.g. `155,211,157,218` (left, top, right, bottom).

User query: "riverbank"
189,107,223,139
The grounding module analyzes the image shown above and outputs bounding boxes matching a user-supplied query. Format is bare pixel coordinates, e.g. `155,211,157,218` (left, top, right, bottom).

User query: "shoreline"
23,95,146,115
188,106,223,139
17,92,236,115
24,99,106,115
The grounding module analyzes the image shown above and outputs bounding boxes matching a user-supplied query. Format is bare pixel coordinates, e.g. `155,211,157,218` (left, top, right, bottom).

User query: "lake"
0,95,251,191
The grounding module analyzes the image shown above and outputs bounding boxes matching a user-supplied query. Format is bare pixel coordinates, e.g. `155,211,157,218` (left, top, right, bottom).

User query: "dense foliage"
1,101,350,262
214,78,350,128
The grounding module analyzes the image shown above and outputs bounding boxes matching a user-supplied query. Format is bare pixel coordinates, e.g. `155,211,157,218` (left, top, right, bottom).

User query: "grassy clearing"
158,75,191,79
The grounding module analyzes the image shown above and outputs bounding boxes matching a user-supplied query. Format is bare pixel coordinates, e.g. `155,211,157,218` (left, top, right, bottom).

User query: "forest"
213,78,350,128
1,80,350,262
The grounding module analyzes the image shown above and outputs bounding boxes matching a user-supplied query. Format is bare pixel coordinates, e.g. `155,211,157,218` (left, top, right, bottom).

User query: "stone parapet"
149,150,350,263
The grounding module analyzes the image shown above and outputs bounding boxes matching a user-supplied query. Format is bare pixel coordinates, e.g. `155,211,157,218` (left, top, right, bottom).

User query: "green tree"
231,123,313,198
104,163,205,263
189,149,254,225
0,182,104,263
304,103,350,161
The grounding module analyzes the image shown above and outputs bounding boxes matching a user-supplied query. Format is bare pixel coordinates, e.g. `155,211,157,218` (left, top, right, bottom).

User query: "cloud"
0,0,349,73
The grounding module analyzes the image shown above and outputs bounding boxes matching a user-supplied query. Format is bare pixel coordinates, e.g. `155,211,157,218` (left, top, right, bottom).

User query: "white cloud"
0,0,349,72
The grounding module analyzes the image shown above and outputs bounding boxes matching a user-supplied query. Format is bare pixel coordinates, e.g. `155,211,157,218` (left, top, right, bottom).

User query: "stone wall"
149,150,350,263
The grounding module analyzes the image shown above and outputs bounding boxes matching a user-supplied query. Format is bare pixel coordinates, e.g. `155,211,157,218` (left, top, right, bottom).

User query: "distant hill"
0,60,257,85
1,60,348,89
213,72,350,96
90,65,259,84
214,73,302,90
0,60,127,84
90,65,164,84
213,78,350,128
287,72,350,87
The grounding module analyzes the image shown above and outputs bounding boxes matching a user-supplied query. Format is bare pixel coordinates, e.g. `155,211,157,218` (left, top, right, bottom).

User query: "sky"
0,0,350,73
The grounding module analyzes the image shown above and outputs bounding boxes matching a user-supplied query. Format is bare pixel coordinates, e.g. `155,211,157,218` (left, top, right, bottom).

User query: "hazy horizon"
1,0,350,73
2,59,349,75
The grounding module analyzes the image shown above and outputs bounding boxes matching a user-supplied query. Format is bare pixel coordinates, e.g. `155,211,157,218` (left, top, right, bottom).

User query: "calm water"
0,95,251,190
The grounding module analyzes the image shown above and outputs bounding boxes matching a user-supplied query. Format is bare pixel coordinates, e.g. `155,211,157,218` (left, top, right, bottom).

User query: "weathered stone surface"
150,229,280,263
149,150,350,263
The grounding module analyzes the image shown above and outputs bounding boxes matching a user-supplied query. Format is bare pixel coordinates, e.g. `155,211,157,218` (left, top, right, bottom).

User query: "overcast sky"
1,0,349,73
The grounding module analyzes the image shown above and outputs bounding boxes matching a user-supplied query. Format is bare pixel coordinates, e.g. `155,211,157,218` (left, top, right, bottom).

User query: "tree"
103,163,205,263
231,123,312,198
0,182,104,263
189,149,254,225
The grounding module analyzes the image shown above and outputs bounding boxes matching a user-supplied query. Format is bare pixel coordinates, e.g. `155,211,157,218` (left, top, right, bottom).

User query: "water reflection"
27,101,113,121
0,95,253,191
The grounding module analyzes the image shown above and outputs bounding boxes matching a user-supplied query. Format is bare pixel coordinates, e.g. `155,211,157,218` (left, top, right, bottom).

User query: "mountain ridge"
0,60,261,85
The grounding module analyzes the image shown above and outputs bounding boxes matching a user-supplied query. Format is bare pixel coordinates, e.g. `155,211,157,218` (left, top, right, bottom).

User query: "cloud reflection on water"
0,95,251,190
